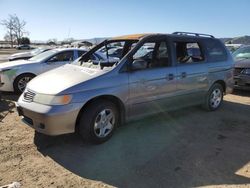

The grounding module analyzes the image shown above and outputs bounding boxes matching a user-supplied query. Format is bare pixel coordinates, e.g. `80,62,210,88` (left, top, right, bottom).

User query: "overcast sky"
0,0,249,41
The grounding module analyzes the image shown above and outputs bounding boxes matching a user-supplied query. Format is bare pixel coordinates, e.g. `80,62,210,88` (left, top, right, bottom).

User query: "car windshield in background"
29,50,57,61
233,46,250,60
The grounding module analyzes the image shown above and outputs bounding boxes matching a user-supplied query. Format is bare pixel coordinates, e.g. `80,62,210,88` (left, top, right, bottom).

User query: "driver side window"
48,51,74,63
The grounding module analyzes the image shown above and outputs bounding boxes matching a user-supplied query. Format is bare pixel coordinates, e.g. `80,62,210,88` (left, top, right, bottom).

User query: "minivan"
16,32,234,144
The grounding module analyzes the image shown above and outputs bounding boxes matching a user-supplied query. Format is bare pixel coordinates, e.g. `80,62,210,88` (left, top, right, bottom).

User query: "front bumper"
16,98,83,136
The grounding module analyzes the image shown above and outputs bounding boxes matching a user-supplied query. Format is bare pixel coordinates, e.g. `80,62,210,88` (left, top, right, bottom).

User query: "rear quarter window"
203,39,227,62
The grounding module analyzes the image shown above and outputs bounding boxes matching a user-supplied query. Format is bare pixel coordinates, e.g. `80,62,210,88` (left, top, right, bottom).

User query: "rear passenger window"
175,42,204,64
204,39,227,62
78,50,86,57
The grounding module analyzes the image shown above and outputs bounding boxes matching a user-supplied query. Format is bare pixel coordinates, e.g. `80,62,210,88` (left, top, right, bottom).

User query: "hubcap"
210,88,222,108
94,109,115,138
18,77,32,92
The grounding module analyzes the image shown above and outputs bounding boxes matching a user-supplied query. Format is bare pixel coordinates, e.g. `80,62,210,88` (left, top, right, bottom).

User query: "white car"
0,48,87,93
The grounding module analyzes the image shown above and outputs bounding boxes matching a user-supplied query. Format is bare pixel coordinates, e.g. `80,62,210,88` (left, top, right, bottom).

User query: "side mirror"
131,59,147,71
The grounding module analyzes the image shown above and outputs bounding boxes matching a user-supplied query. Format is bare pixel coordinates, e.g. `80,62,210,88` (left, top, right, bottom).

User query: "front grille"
23,90,36,102
234,68,243,76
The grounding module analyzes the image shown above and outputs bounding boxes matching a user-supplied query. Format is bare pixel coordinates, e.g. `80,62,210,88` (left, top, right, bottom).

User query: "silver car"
0,48,98,93
16,32,234,144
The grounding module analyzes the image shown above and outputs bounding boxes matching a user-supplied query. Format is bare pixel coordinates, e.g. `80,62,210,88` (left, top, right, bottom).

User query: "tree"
1,15,15,47
18,37,30,45
0,14,28,47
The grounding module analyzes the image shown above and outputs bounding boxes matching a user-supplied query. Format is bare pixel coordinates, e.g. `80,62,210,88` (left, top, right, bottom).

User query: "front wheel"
203,83,224,111
78,100,118,144
13,73,35,94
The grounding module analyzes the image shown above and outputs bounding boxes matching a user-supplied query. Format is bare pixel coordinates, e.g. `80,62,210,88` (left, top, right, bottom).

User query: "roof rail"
172,31,214,38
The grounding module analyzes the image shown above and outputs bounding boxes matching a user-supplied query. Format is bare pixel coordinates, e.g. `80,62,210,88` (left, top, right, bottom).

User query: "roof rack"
172,31,214,38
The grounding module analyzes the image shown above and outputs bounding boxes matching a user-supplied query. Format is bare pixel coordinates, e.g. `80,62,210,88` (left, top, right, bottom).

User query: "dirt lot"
0,91,250,188
0,49,250,187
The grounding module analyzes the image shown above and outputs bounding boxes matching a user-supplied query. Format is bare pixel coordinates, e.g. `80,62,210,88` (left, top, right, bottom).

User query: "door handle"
181,72,187,78
166,73,174,80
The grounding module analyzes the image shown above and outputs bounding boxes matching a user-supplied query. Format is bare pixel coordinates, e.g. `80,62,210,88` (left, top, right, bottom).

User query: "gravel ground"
0,91,250,188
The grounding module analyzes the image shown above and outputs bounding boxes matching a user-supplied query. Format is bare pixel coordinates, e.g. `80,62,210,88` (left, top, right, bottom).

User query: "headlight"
241,68,250,75
33,93,72,105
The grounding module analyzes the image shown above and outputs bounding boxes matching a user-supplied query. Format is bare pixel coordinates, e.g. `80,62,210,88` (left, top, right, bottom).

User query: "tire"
78,100,118,144
13,73,35,94
203,83,224,111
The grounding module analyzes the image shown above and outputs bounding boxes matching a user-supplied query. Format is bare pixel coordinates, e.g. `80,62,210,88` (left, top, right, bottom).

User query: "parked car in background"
16,44,31,50
9,47,51,61
98,46,117,53
0,48,88,93
106,47,123,58
225,44,243,53
233,45,250,90
16,32,234,144
78,50,119,65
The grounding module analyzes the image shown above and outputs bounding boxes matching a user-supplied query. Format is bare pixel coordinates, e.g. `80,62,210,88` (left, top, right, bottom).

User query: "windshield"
233,46,250,60
72,39,138,70
29,50,57,61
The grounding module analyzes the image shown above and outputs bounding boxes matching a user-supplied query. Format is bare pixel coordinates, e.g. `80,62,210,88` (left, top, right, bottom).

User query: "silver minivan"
16,32,234,144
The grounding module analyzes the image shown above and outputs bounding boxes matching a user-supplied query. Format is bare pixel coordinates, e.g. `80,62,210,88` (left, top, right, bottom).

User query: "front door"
42,50,74,73
128,39,177,119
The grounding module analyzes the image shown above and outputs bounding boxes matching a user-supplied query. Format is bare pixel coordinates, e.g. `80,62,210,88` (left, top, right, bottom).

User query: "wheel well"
13,73,36,92
214,80,226,92
14,73,36,83
75,95,126,131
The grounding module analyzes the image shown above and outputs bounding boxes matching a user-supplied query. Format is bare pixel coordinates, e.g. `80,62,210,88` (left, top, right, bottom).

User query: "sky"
0,0,249,41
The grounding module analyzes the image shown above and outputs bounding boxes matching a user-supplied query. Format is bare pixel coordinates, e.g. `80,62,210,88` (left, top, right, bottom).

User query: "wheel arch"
13,72,36,92
213,80,226,93
13,72,37,82
75,94,126,131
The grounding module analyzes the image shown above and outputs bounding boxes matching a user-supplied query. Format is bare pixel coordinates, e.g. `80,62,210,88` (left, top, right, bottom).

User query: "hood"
9,51,32,58
234,58,250,68
0,60,38,71
27,64,106,95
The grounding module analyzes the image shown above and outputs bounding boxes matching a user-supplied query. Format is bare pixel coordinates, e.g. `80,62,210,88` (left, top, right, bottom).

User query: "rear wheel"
204,83,224,111
78,100,118,144
14,73,35,94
